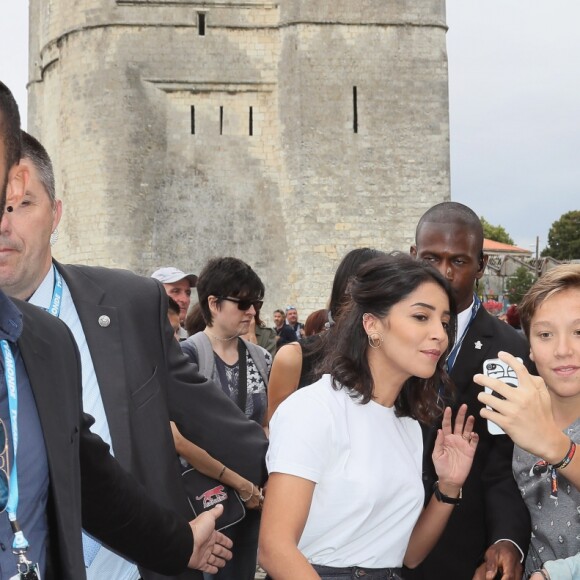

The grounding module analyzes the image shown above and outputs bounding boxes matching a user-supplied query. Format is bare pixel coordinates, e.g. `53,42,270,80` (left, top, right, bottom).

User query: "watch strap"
433,480,462,505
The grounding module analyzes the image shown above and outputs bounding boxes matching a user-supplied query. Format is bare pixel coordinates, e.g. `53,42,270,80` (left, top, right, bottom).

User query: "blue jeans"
311,564,404,579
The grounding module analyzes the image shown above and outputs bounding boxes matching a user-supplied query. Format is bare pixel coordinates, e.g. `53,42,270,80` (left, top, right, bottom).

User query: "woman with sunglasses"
179,256,270,580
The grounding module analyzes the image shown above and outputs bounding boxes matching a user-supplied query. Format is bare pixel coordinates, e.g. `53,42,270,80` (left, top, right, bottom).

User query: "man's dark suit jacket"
56,263,269,579
404,307,532,579
276,323,296,348
16,298,193,580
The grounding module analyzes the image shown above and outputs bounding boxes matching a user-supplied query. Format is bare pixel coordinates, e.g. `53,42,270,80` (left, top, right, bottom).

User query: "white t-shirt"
267,374,424,568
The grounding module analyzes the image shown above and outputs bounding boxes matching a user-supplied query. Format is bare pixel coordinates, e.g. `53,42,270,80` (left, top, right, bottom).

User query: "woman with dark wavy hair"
260,253,478,580
267,247,385,422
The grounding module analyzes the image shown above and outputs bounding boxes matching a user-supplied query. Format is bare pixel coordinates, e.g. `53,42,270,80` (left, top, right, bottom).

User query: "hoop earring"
368,332,384,349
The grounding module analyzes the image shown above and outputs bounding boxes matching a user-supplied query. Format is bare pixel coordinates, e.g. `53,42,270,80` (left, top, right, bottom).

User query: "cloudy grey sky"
446,1,579,252
1,1,578,252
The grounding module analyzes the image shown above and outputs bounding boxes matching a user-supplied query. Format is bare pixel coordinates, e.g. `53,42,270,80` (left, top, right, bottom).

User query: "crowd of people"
0,78,578,580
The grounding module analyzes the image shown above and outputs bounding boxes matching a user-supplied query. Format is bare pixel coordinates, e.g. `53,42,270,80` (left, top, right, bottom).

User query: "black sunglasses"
218,296,263,312
0,419,9,512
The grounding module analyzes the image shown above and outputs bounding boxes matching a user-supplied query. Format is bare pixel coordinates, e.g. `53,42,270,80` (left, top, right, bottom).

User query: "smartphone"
483,357,522,435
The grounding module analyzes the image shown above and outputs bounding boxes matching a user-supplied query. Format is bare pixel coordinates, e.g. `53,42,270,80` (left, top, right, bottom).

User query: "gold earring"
368,332,384,349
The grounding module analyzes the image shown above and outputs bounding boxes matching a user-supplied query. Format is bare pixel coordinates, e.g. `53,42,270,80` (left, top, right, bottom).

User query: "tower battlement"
28,0,450,314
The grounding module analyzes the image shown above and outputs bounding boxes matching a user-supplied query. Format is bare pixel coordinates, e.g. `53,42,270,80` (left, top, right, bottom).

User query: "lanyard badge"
9,552,41,580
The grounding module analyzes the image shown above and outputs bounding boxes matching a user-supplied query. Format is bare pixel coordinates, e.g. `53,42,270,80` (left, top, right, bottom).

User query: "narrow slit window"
353,86,358,134
198,12,206,36
219,106,224,135
249,106,253,136
190,105,195,135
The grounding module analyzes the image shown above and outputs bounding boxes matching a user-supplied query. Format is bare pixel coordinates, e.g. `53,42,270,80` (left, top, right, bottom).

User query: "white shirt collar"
455,298,475,346
29,266,55,310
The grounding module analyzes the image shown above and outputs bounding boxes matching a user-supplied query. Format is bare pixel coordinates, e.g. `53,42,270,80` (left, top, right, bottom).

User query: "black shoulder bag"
181,340,249,530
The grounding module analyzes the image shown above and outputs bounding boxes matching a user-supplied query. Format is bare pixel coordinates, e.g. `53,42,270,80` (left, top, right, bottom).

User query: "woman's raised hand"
432,404,479,492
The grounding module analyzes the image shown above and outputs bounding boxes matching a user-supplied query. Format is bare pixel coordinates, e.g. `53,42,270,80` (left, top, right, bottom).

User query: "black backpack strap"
236,337,248,414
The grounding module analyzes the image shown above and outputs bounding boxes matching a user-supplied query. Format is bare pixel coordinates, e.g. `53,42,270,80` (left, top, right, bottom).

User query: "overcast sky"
1,1,578,252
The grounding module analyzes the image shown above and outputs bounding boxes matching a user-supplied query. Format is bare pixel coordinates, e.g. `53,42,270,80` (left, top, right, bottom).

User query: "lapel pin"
474,340,483,350
98,315,111,328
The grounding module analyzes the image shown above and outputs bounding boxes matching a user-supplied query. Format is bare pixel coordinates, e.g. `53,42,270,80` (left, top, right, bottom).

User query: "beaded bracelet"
552,439,576,470
532,440,577,498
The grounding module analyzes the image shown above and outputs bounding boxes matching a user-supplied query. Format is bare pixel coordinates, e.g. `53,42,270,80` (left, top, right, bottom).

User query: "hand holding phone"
482,357,522,435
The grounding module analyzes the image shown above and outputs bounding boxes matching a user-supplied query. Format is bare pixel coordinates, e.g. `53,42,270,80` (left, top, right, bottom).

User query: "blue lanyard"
0,339,29,552
0,266,63,555
446,294,481,373
47,265,63,319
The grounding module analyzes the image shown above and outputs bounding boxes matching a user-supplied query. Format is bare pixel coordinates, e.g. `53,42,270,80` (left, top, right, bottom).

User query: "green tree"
541,210,580,260
505,266,535,304
480,216,514,245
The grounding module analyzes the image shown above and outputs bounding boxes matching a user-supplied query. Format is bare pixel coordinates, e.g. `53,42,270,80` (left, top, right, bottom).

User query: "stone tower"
28,0,450,314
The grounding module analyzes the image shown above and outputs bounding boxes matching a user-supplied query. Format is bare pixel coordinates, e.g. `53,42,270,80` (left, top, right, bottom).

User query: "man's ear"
53,199,63,231
475,253,489,280
410,244,418,258
6,162,29,209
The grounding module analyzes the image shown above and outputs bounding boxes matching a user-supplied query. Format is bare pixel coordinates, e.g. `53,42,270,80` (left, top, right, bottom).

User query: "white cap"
150,267,197,286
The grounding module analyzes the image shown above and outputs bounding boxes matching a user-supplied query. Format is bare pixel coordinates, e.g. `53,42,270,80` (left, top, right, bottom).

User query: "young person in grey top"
477,265,580,579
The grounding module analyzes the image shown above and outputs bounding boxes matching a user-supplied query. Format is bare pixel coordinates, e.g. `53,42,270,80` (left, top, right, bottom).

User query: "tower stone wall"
28,0,450,317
